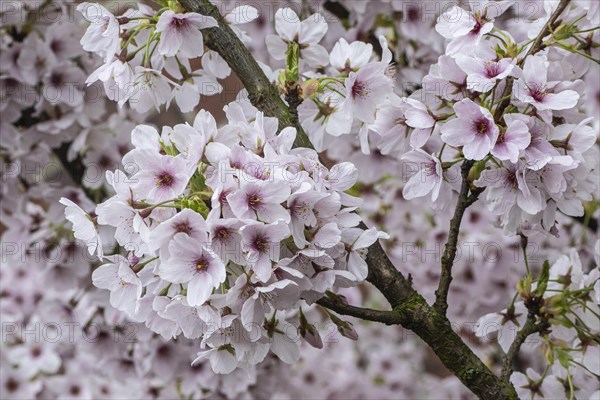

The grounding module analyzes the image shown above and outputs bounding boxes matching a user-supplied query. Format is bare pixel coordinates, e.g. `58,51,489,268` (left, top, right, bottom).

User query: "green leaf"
285,41,300,83
535,260,551,297
190,172,207,193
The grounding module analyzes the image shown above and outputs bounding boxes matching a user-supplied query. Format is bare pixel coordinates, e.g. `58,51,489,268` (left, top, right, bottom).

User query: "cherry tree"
1,0,599,399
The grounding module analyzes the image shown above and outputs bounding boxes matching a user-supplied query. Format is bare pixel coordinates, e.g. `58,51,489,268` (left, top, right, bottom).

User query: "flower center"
352,80,370,99
406,6,421,22
174,222,192,234
471,118,490,135
254,236,269,253
292,201,310,218
483,61,501,78
215,227,230,241
496,130,506,144
424,162,437,177
195,257,209,271
172,17,188,28
503,171,518,189
471,16,485,35
155,172,174,188
528,84,548,102
247,193,262,209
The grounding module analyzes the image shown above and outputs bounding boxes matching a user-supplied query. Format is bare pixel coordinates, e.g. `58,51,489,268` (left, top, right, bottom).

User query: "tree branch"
178,0,313,149
180,2,518,398
316,296,403,325
434,160,477,316
501,316,550,381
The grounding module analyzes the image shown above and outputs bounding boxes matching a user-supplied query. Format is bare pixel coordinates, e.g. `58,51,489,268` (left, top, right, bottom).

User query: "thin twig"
316,297,402,325
434,160,478,316
501,314,550,380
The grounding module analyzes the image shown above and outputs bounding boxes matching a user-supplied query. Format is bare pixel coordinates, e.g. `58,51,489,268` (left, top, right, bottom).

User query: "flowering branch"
178,0,313,149
176,2,521,398
493,0,572,121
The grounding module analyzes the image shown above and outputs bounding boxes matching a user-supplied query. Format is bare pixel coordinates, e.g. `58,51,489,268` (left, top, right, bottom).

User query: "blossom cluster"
2,0,599,398
288,0,599,237
59,98,388,375
76,1,259,113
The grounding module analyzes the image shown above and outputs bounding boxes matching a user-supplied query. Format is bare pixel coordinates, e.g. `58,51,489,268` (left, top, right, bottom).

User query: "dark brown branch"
178,0,313,149
316,297,403,325
501,316,550,380
180,2,518,398
525,0,572,60
493,0,572,121
434,160,477,316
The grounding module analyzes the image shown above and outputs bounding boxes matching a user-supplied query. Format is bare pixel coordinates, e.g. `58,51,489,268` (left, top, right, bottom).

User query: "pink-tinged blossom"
513,55,580,111
288,182,328,248
206,209,243,264
265,8,329,67
130,150,192,204
160,233,225,306
404,99,436,148
155,11,217,58
172,74,222,113
240,221,290,282
298,91,348,151
422,55,468,102
435,1,515,55
341,62,394,125
77,2,120,61
121,67,172,113
510,369,564,400
476,161,544,216
227,180,291,223
329,38,373,73
224,6,259,44
441,98,499,160
96,170,150,257
7,341,61,379
237,279,298,330
476,302,527,353
371,101,412,155
455,56,514,92
59,198,103,258
92,255,143,316
401,150,452,207
506,114,559,168
342,228,389,281
169,123,207,165
551,117,597,157
268,318,301,364
86,58,134,102
147,208,209,257
491,117,530,163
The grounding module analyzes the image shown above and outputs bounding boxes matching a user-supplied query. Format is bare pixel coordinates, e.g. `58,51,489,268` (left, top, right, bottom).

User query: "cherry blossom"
4,0,600,398
441,98,499,160
160,233,226,306
266,8,329,67
155,11,217,58
514,55,580,111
